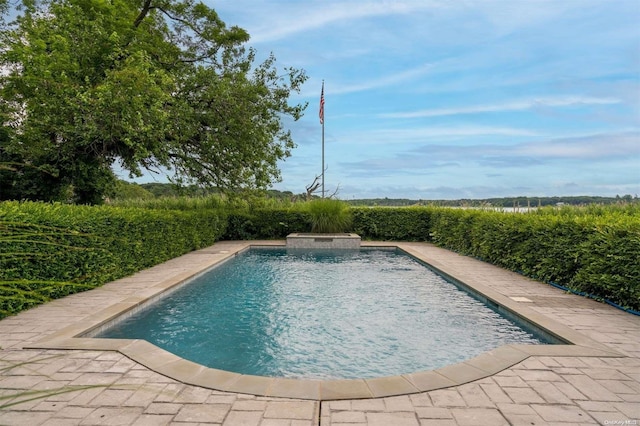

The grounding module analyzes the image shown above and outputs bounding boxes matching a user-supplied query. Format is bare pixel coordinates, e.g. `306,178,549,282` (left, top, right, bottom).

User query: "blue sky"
206,0,640,200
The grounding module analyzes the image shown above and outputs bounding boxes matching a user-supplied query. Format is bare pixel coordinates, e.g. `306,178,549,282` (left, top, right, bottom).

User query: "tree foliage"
0,0,307,203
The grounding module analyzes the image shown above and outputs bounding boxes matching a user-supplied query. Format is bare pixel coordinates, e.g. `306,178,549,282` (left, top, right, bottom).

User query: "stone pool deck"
1,241,639,425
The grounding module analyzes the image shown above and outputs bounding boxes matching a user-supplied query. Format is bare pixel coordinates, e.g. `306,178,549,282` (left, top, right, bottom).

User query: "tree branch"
155,6,208,40
133,0,154,28
327,184,341,199
305,174,321,200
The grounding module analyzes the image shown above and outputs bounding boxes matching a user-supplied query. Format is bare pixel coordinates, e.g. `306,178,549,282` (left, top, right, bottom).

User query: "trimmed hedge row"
222,206,433,241
351,207,431,241
0,201,226,318
224,209,308,240
1,201,638,317
428,207,640,311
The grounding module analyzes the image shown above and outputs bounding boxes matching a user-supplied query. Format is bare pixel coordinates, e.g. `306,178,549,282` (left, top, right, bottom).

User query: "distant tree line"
347,195,637,207
110,182,637,207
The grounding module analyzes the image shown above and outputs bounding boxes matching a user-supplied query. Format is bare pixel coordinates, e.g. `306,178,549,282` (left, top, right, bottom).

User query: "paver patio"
1,241,638,425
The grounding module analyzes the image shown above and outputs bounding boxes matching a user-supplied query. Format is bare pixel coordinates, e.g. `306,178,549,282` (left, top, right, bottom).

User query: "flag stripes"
319,82,325,125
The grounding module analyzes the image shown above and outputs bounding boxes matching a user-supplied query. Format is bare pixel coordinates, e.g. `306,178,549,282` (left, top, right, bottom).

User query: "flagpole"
322,105,325,199
320,80,325,198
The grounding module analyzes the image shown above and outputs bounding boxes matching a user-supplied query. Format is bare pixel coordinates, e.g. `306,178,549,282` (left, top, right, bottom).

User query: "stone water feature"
285,233,361,249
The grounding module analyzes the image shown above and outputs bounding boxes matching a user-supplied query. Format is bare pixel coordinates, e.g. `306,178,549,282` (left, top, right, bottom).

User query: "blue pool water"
99,248,547,379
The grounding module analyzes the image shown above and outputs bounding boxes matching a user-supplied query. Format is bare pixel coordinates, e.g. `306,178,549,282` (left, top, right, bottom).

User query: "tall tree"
0,0,307,203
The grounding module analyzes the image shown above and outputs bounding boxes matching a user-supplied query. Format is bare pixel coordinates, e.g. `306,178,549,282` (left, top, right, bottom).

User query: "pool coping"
25,241,623,401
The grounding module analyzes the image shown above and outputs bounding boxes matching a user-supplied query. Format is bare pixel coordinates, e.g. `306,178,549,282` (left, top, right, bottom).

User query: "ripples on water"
101,248,544,379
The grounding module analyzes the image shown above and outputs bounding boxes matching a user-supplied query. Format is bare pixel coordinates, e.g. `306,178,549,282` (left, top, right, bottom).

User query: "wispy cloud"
331,63,435,95
245,1,439,44
516,131,639,159
339,131,639,173
356,126,539,143
423,131,639,164
379,96,622,119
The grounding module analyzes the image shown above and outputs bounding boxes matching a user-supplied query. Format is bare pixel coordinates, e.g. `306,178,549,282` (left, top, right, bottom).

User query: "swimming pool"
97,247,551,380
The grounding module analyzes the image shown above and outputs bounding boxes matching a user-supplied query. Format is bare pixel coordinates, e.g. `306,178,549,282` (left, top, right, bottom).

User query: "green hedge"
1,201,638,317
352,207,431,241
0,201,226,318
428,207,640,311
223,208,309,240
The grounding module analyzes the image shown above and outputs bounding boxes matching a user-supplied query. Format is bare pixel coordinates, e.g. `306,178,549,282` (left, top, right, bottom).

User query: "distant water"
100,248,545,379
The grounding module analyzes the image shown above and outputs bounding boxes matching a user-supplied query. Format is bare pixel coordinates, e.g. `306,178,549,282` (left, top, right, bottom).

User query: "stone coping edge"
286,233,361,238
26,241,624,401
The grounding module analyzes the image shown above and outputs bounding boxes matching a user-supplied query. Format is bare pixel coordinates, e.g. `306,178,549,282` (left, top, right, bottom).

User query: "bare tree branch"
305,166,340,200
326,183,341,199
305,174,321,200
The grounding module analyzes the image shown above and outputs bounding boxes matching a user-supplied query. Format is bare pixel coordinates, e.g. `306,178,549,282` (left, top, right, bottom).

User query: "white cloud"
237,1,440,44
331,63,435,95
379,96,622,119
517,131,640,159
337,131,639,173
336,126,538,147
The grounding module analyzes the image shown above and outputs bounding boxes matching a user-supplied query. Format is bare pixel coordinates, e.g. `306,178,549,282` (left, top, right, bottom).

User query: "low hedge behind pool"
1,201,638,317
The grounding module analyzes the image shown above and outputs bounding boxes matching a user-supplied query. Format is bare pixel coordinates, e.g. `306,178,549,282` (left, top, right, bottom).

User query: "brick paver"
1,241,639,425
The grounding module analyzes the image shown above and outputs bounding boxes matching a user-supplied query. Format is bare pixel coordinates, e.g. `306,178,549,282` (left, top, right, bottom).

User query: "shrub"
305,199,352,233
224,209,308,240
352,207,431,241
570,215,640,309
109,194,226,211
428,206,640,311
0,201,227,318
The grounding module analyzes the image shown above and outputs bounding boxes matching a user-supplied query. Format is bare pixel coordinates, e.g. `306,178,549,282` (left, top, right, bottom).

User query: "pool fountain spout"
286,233,361,249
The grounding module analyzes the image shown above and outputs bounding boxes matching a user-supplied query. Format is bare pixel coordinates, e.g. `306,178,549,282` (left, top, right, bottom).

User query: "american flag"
319,82,325,125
